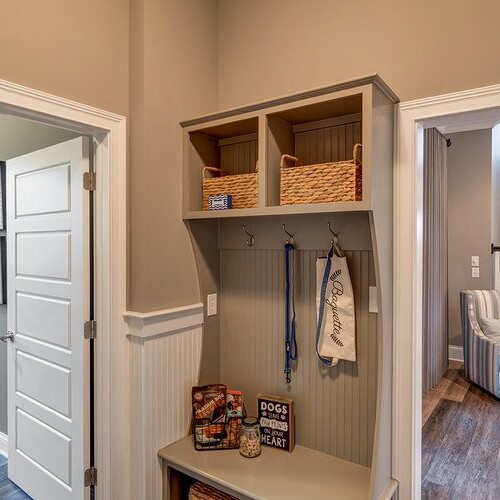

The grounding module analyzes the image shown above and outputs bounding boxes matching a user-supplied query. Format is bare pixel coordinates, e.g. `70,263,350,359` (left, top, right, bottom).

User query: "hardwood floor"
422,361,500,500
0,455,31,499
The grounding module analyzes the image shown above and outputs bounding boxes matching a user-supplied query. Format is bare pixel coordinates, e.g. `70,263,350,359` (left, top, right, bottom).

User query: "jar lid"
242,417,259,427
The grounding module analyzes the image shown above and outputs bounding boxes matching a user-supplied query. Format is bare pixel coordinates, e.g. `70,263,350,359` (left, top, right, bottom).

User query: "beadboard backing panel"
295,121,362,164
130,327,202,500
220,249,377,467
220,139,258,175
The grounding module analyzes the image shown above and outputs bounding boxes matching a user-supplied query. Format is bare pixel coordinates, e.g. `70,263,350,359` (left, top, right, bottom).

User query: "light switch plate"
471,256,480,267
207,293,217,316
472,267,480,278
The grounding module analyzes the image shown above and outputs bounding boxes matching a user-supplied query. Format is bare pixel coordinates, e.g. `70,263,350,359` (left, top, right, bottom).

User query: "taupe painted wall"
128,0,218,311
216,0,500,108
447,130,492,347
0,1,129,116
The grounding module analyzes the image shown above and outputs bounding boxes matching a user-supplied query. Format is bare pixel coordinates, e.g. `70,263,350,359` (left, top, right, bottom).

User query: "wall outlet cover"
472,267,480,278
471,256,480,267
207,293,217,316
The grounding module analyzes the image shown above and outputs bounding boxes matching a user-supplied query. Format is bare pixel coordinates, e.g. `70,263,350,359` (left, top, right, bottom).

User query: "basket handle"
353,143,362,164
203,166,225,179
280,154,299,169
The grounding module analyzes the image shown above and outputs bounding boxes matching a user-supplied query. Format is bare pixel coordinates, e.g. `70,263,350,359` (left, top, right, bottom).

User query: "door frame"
0,79,126,499
394,82,500,499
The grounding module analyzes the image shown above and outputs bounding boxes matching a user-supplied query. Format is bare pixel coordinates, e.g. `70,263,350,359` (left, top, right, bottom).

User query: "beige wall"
0,1,129,116
128,0,218,310
447,130,492,347
217,0,500,108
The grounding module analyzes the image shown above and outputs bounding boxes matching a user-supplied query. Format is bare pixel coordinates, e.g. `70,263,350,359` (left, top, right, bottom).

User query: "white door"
5,137,90,499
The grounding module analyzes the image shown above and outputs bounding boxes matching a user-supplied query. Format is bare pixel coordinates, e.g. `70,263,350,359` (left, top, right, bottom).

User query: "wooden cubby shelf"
182,74,397,220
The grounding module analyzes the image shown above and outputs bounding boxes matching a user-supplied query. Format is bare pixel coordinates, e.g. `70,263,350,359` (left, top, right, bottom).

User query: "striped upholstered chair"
460,290,500,398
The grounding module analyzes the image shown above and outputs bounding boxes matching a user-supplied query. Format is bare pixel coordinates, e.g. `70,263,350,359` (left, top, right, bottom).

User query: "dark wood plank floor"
422,362,500,500
0,455,31,499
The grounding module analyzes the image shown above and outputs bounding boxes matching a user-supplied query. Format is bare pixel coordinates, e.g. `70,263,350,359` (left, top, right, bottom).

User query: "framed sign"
258,394,295,452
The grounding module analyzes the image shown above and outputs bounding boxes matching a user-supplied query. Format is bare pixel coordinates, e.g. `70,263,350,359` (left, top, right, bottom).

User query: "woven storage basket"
280,143,362,205
202,164,258,210
189,481,238,500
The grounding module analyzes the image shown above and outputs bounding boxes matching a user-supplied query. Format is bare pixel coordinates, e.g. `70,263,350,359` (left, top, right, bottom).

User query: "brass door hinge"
84,320,97,340
83,172,96,191
84,466,97,487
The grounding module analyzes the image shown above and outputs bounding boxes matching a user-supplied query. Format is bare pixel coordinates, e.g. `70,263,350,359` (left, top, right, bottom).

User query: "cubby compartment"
266,93,363,207
185,117,259,212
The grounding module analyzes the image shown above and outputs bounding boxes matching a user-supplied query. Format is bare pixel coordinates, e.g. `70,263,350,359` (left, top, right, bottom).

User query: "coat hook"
327,221,344,257
242,225,255,247
326,221,339,244
282,224,295,245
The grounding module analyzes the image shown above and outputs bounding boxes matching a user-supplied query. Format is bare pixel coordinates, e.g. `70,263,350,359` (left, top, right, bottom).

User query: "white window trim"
394,82,500,500
0,79,127,500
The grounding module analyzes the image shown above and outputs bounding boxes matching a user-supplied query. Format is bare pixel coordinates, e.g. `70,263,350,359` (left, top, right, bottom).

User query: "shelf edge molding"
124,303,204,339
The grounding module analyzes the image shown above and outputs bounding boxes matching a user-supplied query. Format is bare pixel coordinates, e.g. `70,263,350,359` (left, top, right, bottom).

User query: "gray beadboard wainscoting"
188,212,379,469
220,248,377,467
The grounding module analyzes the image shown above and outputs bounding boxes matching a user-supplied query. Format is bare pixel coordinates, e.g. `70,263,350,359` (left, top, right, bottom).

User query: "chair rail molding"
124,303,204,339
394,81,500,500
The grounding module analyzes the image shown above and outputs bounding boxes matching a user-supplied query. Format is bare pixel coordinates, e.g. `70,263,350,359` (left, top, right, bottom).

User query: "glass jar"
239,417,261,458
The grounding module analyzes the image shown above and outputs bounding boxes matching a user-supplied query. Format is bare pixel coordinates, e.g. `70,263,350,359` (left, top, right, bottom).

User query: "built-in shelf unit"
165,75,399,500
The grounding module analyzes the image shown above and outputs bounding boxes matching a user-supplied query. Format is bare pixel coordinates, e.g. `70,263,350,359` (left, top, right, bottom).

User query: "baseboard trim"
0,431,7,457
448,345,464,362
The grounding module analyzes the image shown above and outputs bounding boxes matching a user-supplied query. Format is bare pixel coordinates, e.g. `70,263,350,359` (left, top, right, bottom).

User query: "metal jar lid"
242,417,259,427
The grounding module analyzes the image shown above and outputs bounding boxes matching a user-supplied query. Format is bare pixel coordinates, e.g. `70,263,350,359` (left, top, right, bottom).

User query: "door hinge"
84,466,97,487
84,320,97,340
83,171,96,191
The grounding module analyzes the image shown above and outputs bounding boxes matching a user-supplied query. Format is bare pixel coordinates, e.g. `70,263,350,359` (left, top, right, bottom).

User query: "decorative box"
208,194,233,210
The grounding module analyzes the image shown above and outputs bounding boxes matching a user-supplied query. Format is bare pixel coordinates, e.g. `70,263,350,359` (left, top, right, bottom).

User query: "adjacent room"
421,120,500,498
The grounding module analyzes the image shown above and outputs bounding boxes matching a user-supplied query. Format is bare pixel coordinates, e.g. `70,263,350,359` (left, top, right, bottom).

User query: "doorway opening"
0,79,126,500
394,84,500,499
0,115,94,499
420,123,500,498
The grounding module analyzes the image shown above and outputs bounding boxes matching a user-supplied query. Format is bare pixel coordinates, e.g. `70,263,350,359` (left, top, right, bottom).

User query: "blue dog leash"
285,242,298,383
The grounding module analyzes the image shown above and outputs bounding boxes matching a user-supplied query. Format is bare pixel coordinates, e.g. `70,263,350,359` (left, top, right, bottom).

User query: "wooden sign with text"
258,394,295,452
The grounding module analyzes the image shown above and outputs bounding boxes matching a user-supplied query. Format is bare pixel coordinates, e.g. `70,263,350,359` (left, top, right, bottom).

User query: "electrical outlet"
472,267,480,278
207,294,217,316
471,256,480,267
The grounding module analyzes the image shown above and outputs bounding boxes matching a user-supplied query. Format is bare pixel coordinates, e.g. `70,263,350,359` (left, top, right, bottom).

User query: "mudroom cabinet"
160,75,398,500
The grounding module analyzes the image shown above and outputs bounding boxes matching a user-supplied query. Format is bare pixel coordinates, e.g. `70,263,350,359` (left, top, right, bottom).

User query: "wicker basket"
202,164,258,210
280,143,362,205
189,481,238,500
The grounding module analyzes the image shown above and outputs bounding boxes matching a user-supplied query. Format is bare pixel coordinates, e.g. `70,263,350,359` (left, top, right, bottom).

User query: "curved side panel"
187,219,221,385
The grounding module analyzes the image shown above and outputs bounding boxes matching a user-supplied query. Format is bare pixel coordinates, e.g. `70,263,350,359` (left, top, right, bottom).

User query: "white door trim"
0,79,127,499
0,431,7,458
394,82,500,500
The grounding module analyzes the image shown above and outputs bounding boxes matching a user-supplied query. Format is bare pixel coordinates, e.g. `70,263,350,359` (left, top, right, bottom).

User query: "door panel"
16,232,71,280
7,137,90,500
15,163,71,216
16,351,71,416
16,293,71,348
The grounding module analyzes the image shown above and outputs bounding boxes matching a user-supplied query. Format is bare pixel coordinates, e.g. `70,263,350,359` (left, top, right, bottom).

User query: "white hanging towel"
316,245,356,366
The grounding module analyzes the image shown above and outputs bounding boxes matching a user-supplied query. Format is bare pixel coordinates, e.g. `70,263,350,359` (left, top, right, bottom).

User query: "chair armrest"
461,291,500,397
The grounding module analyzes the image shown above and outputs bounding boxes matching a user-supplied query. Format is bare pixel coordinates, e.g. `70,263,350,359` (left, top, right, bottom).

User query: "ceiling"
0,114,79,161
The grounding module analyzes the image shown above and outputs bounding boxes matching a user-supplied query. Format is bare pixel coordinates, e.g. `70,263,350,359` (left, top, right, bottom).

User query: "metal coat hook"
242,225,255,247
326,221,338,244
327,221,344,256
282,224,295,245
